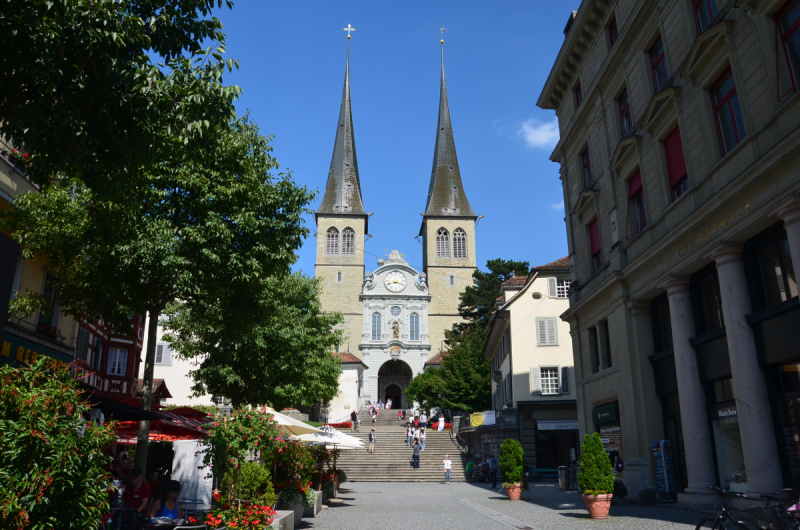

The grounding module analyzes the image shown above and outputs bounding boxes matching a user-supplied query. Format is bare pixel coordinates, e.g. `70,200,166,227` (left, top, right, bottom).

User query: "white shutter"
548,277,557,298
546,318,558,345
164,345,172,365
537,319,547,345
530,367,542,394
155,344,164,364
561,366,570,394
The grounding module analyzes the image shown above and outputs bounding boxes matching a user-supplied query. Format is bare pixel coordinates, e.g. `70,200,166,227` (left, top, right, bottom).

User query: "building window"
540,367,560,395
711,69,746,155
341,228,355,255
619,89,633,136
410,313,420,341
107,348,128,376
536,317,558,346
436,228,450,258
337,271,342,282
575,83,582,107
626,170,647,238
155,343,172,365
37,273,61,330
453,228,467,258
93,338,104,371
589,326,601,373
589,219,602,273
651,294,674,354
693,268,724,334
371,312,381,341
608,17,619,46
547,277,571,298
694,0,719,33
753,230,798,309
650,37,669,92
664,126,689,201
450,274,454,286
326,228,339,255
777,0,800,96
76,328,89,362
581,147,593,189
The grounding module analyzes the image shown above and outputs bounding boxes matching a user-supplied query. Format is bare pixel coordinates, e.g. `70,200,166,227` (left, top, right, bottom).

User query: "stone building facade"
538,0,800,503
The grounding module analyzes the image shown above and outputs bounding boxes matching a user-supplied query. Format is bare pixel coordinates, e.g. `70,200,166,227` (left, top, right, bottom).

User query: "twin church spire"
317,37,474,219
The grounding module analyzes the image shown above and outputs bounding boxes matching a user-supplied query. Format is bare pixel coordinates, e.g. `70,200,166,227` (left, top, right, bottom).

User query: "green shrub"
220,461,277,507
277,487,303,508
577,433,615,495
499,438,525,487
337,470,348,484
303,489,317,508
321,479,334,495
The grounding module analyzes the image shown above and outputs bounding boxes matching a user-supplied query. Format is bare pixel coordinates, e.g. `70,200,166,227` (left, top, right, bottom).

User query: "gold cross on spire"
344,24,356,39
440,27,447,44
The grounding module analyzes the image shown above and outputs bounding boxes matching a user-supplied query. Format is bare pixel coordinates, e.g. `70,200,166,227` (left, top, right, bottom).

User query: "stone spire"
317,39,367,217
423,42,475,217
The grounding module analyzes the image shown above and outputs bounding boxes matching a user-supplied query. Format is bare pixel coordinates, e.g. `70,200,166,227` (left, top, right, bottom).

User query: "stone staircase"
337,412,469,482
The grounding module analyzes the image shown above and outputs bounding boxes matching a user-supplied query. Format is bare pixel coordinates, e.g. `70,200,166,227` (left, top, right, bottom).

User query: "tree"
163,272,344,409
0,0,241,195
456,258,530,329
577,433,615,495
0,358,117,529
1,117,314,473
499,438,526,487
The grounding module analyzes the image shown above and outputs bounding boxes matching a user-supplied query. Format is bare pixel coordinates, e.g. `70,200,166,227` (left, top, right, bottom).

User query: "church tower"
315,37,368,355
420,42,477,354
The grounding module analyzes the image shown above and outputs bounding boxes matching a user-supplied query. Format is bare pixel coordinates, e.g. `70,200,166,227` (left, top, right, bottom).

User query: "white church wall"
327,365,363,422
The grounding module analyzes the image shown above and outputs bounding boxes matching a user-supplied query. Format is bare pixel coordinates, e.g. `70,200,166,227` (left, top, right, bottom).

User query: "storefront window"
711,406,746,491
661,393,688,493
781,363,800,393
755,231,797,309
593,402,624,477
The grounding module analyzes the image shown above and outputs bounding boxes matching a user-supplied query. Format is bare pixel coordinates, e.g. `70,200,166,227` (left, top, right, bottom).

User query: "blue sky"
215,1,577,275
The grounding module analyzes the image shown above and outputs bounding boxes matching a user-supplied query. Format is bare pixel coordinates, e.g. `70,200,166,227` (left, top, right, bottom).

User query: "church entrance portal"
377,359,412,410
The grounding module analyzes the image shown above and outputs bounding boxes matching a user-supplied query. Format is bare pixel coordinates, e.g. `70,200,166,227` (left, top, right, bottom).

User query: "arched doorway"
378,359,412,410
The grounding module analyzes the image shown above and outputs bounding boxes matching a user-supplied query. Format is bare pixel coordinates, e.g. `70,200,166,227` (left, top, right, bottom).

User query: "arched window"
326,228,339,255
453,228,467,258
342,228,355,255
436,228,450,257
371,312,382,341
410,313,420,341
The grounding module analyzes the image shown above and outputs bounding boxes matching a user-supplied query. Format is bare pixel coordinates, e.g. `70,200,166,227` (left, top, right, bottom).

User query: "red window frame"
650,37,669,92
710,68,746,155
608,18,619,46
626,170,647,238
776,0,800,99
575,83,582,107
619,89,632,136
664,126,689,201
693,0,718,33
589,219,602,273
582,147,593,189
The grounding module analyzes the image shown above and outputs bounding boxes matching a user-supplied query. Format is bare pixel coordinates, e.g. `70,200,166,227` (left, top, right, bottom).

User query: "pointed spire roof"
317,40,367,217
423,44,475,218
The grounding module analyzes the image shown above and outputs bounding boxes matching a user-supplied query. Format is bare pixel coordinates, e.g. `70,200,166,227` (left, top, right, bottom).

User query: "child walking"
443,455,452,484
369,428,375,454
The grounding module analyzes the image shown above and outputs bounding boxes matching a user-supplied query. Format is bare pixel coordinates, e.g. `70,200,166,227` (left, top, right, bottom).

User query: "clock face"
384,271,407,293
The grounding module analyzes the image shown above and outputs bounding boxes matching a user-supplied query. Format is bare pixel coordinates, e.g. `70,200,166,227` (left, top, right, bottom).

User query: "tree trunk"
135,307,161,474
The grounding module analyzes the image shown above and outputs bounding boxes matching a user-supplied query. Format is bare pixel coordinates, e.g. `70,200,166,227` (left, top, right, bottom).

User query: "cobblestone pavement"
300,481,713,529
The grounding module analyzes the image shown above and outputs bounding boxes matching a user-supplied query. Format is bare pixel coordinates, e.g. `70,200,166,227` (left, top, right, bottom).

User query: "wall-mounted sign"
538,420,579,431
716,407,737,419
599,424,621,434
592,402,618,425
677,200,751,258
0,330,73,367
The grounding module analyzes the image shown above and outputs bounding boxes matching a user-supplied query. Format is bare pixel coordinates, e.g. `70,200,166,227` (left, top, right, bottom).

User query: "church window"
337,271,342,282
410,313,420,341
326,228,339,255
436,228,450,257
450,275,455,286
371,312,382,341
342,228,355,255
453,229,467,258
390,306,401,317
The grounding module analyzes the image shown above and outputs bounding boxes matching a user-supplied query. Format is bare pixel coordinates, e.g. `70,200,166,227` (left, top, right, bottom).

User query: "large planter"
582,494,613,520
288,502,303,527
505,484,523,501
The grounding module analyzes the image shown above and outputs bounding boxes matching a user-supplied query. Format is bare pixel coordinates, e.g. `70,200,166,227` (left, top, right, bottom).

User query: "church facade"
315,40,477,417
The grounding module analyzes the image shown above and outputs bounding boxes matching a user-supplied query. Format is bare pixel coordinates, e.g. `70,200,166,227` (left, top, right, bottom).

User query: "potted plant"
277,487,305,526
499,439,526,500
577,432,615,519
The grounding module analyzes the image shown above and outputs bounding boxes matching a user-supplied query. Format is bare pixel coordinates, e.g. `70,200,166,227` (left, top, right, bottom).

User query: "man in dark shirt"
120,467,151,515
412,439,421,470
350,410,358,432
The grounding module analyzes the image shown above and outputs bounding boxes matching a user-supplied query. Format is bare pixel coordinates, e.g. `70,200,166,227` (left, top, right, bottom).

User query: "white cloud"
551,201,564,211
518,118,560,149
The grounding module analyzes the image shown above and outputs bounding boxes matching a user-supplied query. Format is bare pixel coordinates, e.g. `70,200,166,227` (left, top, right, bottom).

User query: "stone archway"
378,359,412,410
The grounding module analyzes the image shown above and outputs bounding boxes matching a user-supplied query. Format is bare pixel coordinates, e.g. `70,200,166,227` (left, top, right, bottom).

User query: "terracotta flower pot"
505,484,523,501
582,493,613,520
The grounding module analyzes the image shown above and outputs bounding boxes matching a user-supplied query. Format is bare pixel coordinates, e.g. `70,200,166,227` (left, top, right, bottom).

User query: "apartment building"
538,0,800,503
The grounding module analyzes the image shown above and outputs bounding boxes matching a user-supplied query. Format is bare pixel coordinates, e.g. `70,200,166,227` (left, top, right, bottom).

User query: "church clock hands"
384,271,407,293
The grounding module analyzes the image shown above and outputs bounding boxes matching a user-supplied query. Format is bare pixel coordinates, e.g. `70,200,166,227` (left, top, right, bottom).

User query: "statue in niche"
392,322,399,339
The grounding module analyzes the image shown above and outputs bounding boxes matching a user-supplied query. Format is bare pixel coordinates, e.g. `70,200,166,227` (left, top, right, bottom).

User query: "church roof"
334,351,368,369
317,41,367,218
423,45,475,218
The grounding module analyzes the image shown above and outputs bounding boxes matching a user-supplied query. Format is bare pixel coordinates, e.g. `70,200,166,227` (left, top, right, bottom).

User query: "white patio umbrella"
263,407,321,436
295,426,363,498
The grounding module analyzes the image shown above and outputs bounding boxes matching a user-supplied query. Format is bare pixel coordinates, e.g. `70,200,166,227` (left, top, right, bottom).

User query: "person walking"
443,455,452,485
350,409,357,432
371,411,377,430
406,423,413,447
488,454,499,488
412,438,421,470
387,398,392,410
420,412,427,429
356,415,361,432
368,428,375,454
419,427,426,451
398,409,402,421
438,414,445,432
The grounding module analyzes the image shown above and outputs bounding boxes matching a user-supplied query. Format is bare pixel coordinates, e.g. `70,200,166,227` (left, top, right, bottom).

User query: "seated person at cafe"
119,467,151,515
149,480,182,520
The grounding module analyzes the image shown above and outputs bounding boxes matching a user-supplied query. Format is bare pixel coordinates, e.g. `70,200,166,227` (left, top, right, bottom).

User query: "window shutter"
547,318,558,345
561,366,570,394
664,127,687,186
548,277,557,298
155,344,164,364
537,319,548,345
164,345,172,365
628,170,642,197
530,367,541,394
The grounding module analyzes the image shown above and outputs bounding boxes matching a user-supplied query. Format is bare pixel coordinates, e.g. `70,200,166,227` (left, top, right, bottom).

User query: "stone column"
657,276,717,499
705,242,783,494
768,193,800,283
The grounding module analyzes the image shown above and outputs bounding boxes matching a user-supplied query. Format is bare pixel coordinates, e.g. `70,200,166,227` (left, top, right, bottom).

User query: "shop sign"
716,407,737,419
677,200,751,258
601,438,610,443
538,420,579,430
0,331,73,367
600,424,621,434
592,402,618,425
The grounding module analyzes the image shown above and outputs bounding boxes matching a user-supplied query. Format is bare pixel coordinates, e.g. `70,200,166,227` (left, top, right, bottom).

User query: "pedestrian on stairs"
443,455,452,485
488,454,499,488
387,398,392,410
350,410,358,432
412,438,421,470
420,412,427,429
369,428,375,454
419,427,426,451
437,414,445,432
371,412,377,430
398,410,402,421
406,424,413,447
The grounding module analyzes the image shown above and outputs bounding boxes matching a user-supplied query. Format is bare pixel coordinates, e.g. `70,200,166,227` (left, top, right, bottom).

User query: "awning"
114,407,212,441
86,394,163,422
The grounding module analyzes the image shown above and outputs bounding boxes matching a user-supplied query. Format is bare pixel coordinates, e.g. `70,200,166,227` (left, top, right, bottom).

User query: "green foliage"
321,479,334,495
277,487,303,508
303,421,324,428
457,258,531,329
577,433,615,495
220,462,276,507
0,0,241,195
337,470,348,484
274,441,315,494
7,291,50,321
303,489,317,508
499,439,525,486
0,358,117,529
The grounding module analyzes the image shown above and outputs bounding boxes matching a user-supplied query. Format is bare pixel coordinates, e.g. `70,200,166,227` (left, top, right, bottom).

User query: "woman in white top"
419,427,426,451
387,398,392,410
443,455,452,484
438,414,445,432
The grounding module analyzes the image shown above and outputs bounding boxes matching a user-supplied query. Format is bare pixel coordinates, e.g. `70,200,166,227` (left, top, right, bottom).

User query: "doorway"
385,384,402,409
